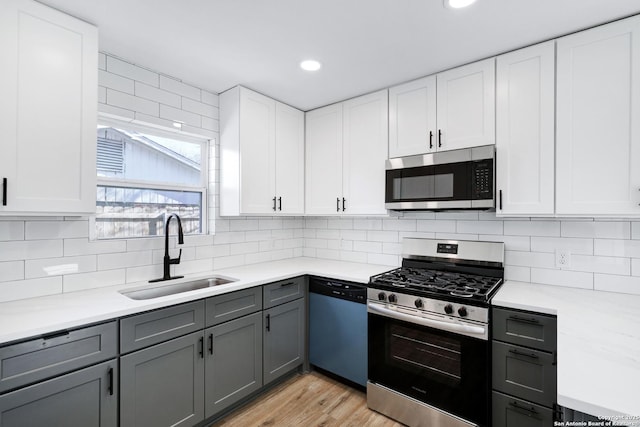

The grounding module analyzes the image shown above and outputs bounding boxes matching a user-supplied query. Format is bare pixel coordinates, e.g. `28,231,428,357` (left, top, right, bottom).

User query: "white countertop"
493,281,640,420
0,257,390,344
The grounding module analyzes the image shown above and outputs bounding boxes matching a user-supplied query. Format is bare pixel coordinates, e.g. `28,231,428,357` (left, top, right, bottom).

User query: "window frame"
93,118,210,240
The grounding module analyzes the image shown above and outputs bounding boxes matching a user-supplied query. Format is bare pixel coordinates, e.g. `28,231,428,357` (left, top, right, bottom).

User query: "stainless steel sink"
120,276,237,300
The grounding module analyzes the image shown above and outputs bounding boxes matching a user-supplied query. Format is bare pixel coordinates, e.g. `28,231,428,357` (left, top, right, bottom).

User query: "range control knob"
414,299,423,309
458,306,468,317
377,292,386,301
444,304,454,315
388,294,397,303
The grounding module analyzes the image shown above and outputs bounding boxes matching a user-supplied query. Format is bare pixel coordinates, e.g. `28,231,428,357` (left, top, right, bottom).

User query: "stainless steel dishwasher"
308,277,367,387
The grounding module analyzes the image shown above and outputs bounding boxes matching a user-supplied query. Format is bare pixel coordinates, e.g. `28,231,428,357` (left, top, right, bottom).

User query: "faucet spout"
150,213,185,283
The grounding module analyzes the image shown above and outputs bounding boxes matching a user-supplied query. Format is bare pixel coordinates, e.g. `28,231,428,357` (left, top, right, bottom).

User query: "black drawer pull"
265,314,271,332
2,178,6,206
509,315,540,325
107,368,114,396
208,333,213,355
198,337,204,358
509,348,539,359
42,330,69,340
279,282,296,288
429,131,433,149
272,196,277,211
509,400,538,415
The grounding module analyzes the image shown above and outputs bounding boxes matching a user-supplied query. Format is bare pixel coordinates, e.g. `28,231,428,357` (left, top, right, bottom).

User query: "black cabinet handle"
509,400,538,415
337,197,340,212
42,330,69,340
509,315,540,325
198,336,204,358
107,367,114,396
272,196,277,211
499,189,503,210
342,197,346,212
429,131,433,149
278,197,282,211
438,129,442,148
265,314,271,332
2,178,6,206
509,348,539,359
208,333,213,355
279,282,295,288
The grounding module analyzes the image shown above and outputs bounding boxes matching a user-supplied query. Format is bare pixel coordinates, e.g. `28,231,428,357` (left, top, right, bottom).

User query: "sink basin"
120,276,237,300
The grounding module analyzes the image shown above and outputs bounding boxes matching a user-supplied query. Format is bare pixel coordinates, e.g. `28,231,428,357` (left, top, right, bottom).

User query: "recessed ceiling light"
444,0,477,9
300,60,322,72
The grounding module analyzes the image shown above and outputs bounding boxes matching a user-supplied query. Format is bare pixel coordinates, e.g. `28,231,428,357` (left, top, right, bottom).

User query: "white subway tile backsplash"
306,219,328,229
416,220,456,233
213,232,246,244
383,242,402,255
303,248,317,257
126,237,168,252
64,238,126,256
561,221,630,239
0,221,24,241
201,116,219,132
106,56,159,86
159,76,201,100
182,234,214,247
530,237,593,254
398,231,436,240
175,259,214,276
213,255,246,270
327,219,354,230
160,104,201,127
305,239,328,249
435,212,479,220
107,89,159,116
229,219,260,232
316,249,341,260
245,231,273,242
26,255,96,279
570,255,630,275
25,221,88,240
0,277,62,302
99,70,134,94
316,229,341,240
354,218,382,230
505,251,555,269
479,235,530,251
98,103,135,120
201,91,219,107
353,241,382,253
434,233,479,241
135,82,181,107
182,97,216,118
64,270,126,292
245,252,272,264
0,240,62,262
98,53,106,70
0,261,24,283
633,259,640,276
505,266,531,282
126,265,163,283
503,220,560,237
382,219,416,232
272,229,294,239
98,86,107,104
259,219,283,230
457,220,503,235
341,251,368,263
366,231,399,243
594,274,640,295
531,268,593,289
367,253,399,266
632,222,640,240
98,251,152,270
340,230,368,241
229,242,260,255
594,239,640,258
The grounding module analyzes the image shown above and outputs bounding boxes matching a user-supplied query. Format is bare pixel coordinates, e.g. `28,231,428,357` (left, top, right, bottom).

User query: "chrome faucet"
149,213,184,283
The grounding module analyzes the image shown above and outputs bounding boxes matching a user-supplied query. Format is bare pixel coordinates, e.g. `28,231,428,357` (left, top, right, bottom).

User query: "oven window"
389,322,461,384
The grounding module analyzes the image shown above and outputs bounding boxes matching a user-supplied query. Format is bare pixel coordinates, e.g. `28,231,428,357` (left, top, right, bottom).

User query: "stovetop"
369,266,503,304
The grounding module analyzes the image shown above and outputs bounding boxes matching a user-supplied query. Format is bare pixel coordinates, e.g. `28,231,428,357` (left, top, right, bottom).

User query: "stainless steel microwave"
385,145,495,210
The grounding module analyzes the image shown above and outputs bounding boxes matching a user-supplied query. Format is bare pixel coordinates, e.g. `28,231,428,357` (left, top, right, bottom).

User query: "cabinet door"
556,16,640,215
305,104,343,215
492,391,554,427
389,76,437,157
239,87,276,214
275,102,305,214
436,58,495,151
120,331,205,427
205,312,262,417
0,359,117,427
263,298,305,385
0,0,97,214
342,90,388,215
496,41,555,216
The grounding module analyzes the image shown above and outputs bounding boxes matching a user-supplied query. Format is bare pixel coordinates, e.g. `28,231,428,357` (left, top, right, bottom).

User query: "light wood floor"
211,372,403,427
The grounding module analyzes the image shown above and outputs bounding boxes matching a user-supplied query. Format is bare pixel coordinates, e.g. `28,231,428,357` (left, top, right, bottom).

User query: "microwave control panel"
471,160,493,199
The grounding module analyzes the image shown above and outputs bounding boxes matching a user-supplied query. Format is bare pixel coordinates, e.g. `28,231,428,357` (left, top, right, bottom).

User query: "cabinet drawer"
0,321,117,393
492,341,556,407
492,391,554,427
263,276,305,309
206,287,263,327
493,307,557,352
120,301,205,354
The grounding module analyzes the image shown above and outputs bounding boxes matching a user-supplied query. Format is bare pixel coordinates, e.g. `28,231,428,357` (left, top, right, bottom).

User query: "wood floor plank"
210,372,403,427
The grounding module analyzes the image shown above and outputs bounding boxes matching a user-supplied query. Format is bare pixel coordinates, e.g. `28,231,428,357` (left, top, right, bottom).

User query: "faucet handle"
169,248,182,265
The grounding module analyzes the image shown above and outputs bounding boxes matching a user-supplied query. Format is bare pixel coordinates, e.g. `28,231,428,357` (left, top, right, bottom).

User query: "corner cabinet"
556,15,640,216
0,0,97,215
305,90,388,215
496,41,555,216
388,58,495,158
220,86,304,216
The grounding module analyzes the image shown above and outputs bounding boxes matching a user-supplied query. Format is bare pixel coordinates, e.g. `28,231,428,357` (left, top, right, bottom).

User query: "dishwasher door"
309,281,367,387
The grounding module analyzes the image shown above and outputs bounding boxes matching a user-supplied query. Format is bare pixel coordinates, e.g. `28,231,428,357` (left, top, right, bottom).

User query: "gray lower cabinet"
492,391,554,427
120,331,205,427
205,311,263,417
0,359,118,426
263,297,305,385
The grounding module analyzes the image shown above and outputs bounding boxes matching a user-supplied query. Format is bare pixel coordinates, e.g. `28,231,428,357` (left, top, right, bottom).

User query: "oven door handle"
368,303,487,339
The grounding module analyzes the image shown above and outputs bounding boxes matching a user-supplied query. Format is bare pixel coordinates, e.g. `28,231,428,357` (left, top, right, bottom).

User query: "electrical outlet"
555,249,571,269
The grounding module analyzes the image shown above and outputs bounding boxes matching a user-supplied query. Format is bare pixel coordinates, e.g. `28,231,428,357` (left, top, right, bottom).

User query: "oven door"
368,304,489,426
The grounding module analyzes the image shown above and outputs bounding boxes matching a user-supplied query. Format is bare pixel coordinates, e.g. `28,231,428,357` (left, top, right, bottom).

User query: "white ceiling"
39,0,640,111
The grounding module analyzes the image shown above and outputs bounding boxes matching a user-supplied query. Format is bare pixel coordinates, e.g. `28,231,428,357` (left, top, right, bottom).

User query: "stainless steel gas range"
367,238,504,427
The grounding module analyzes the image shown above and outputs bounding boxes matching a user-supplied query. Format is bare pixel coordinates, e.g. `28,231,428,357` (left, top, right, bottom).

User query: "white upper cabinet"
496,41,556,217
388,58,495,158
220,86,304,216
306,90,388,215
388,76,437,158
556,15,640,216
436,58,496,152
0,0,97,215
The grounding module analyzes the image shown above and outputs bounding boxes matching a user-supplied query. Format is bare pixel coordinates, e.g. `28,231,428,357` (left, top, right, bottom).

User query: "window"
96,123,208,239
